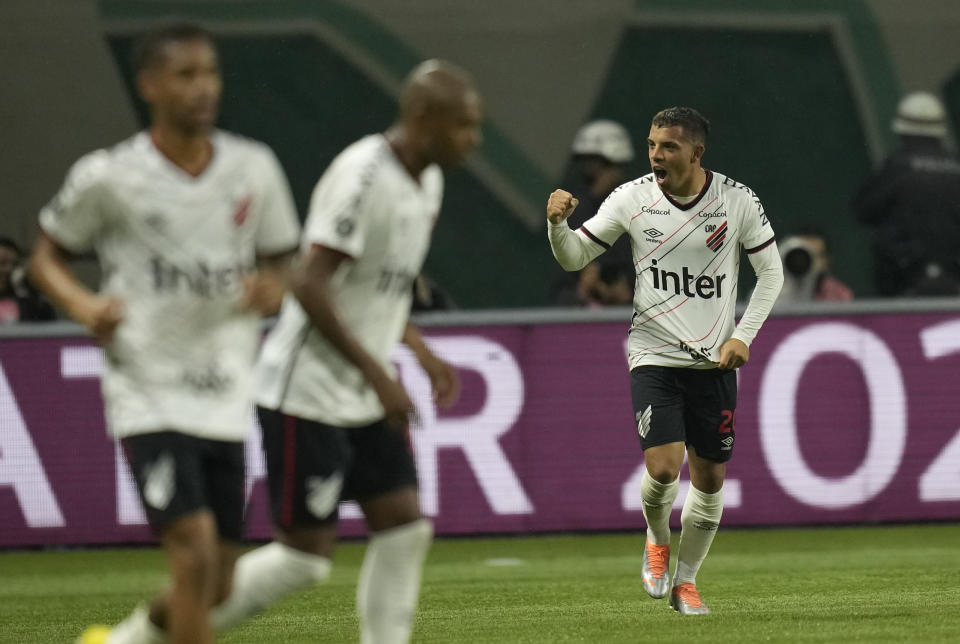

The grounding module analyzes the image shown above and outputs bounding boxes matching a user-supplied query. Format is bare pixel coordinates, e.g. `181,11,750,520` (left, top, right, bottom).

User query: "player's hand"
242,272,286,316
420,354,460,409
546,189,579,224
717,338,749,370
77,295,125,345
373,375,415,431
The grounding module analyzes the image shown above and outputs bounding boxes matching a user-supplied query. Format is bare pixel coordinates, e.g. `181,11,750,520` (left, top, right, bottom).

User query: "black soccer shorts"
121,430,246,540
629,365,738,463
257,406,419,529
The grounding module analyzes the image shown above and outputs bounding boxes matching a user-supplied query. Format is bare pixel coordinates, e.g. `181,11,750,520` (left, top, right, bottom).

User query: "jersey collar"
663,169,713,211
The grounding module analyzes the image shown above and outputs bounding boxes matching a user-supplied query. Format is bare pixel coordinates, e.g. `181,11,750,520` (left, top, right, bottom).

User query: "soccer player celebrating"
546,107,783,614
29,24,300,644
206,60,481,642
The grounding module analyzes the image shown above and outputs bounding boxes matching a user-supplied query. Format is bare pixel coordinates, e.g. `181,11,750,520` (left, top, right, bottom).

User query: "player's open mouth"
653,168,667,184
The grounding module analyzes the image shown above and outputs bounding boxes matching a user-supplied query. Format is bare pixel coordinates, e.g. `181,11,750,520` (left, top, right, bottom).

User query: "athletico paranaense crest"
705,221,727,252
232,195,252,227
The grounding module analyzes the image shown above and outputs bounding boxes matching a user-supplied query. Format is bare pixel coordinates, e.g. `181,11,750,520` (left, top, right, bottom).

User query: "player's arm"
402,322,460,408
718,240,783,369
546,189,618,271
28,232,124,344
292,243,412,429
243,249,296,316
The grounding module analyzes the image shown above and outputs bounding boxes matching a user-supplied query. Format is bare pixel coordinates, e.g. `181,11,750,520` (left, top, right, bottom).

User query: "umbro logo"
643,228,663,238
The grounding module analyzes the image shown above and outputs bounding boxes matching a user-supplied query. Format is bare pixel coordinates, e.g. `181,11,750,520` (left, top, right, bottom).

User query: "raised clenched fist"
546,189,580,224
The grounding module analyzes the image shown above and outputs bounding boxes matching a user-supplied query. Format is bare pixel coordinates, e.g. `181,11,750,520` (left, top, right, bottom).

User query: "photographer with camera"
776,231,853,304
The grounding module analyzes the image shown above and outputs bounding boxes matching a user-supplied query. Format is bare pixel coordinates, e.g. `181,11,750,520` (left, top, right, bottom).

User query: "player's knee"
688,457,726,493
645,459,682,484
648,468,680,485
691,474,724,494
643,444,684,483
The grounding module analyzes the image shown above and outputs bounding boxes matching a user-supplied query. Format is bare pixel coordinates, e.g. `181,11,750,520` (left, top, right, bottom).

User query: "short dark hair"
651,107,710,145
131,22,214,75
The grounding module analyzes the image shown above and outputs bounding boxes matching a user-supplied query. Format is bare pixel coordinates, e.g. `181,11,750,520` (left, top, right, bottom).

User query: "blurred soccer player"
207,60,481,642
29,23,300,644
546,107,783,614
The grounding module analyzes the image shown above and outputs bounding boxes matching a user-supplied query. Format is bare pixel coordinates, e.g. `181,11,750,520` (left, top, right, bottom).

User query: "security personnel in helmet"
853,92,960,296
552,120,637,306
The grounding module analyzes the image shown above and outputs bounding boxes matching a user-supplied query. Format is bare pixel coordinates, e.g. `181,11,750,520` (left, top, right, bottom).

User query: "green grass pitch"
2,524,959,643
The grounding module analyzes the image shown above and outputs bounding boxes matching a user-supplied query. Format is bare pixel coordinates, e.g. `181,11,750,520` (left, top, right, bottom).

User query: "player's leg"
351,422,432,644
670,368,736,615
103,432,226,644
630,367,685,599
210,528,336,632
161,511,220,643
197,438,254,623
212,540,242,613
639,443,683,599
209,408,341,633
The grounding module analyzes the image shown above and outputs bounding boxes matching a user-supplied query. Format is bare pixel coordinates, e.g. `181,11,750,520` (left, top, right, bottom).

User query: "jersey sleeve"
303,150,377,259
577,187,631,249
737,187,776,253
253,148,302,255
732,241,783,347
38,151,112,254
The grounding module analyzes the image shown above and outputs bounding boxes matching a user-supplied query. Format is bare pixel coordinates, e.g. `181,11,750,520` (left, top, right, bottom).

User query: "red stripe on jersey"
281,415,297,528
635,196,719,264
689,301,728,344
633,295,692,329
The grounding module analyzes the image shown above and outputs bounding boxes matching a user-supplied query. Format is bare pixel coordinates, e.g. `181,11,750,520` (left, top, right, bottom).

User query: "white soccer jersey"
550,170,778,368
39,131,301,440
256,134,443,426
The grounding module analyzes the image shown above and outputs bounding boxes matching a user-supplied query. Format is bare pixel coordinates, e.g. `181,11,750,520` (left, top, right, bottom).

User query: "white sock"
640,470,679,546
106,604,165,644
210,541,331,633
357,519,433,644
674,484,724,585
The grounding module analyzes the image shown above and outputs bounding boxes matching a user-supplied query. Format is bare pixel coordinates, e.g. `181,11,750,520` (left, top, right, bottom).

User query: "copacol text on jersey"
648,259,726,298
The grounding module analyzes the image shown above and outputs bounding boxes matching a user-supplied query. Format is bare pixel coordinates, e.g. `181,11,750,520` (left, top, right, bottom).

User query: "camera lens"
784,247,813,278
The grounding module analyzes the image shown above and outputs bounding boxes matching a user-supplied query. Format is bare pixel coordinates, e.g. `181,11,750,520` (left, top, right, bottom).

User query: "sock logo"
693,520,719,531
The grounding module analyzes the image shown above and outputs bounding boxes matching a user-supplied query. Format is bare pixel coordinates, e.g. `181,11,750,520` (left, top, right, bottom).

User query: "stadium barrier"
2,301,960,547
